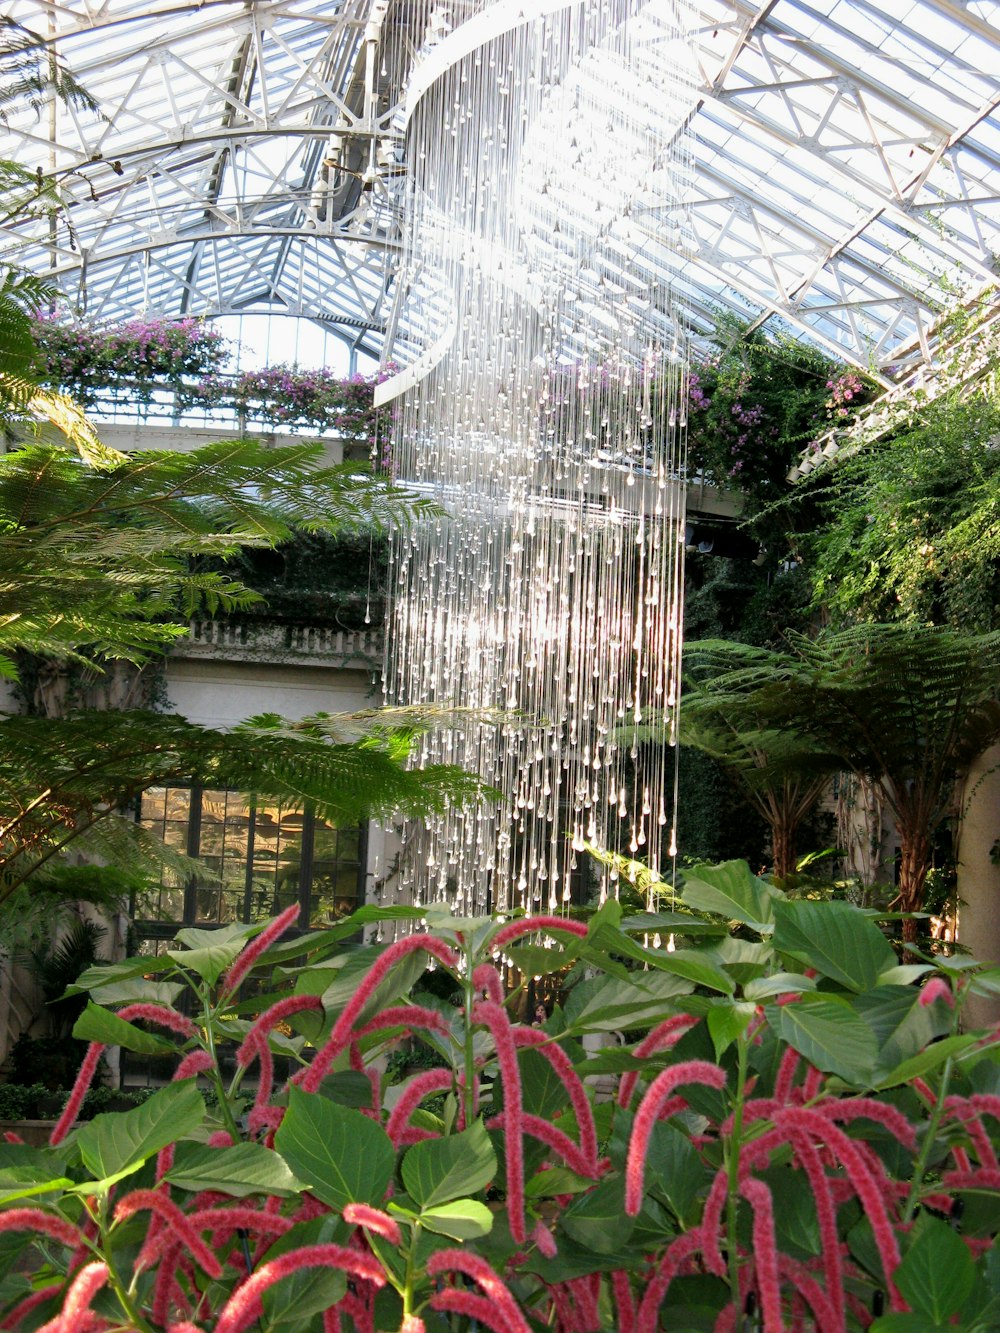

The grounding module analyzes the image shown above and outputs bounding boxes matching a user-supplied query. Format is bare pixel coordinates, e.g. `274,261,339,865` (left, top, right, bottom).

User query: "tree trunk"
896,827,931,944
771,815,798,881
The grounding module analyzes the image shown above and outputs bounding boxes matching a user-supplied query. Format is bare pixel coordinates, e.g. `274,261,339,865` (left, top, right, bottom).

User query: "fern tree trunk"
770,814,798,881
896,822,931,944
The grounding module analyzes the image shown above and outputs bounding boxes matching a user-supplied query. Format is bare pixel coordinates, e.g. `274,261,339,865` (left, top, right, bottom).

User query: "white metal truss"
1,0,999,372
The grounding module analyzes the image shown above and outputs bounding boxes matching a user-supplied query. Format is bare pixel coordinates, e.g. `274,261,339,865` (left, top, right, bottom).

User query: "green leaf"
680,860,781,931
419,1198,494,1240
619,912,727,938
875,1033,979,1090
707,1000,756,1060
66,955,175,995
524,1168,594,1199
72,1002,180,1055
274,1086,394,1210
877,965,934,986
314,1072,377,1109
643,1121,705,1224
303,946,429,1040
520,1047,576,1121
767,994,878,1085
772,899,896,992
970,966,1000,997
743,973,817,1001
76,1081,205,1187
167,921,259,985
71,977,184,1007
562,973,692,1033
260,1217,348,1327
165,1142,304,1197
401,1120,496,1208
860,986,951,1081
561,1174,634,1255
0,1147,74,1205
649,948,735,995
893,1216,976,1322
265,905,426,965
505,943,578,976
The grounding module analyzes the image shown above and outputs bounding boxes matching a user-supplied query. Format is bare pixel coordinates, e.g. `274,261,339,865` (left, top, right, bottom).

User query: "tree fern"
0,708,489,905
685,625,1000,933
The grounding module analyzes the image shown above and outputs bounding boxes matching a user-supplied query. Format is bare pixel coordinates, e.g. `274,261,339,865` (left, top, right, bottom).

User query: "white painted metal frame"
1,0,999,372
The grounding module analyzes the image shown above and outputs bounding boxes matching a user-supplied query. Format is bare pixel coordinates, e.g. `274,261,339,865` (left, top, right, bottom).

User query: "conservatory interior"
0,0,998,1329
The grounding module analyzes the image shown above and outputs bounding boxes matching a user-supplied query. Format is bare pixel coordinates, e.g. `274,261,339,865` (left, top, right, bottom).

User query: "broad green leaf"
526,1232,636,1281
767,994,878,1085
274,1087,394,1210
0,1148,74,1205
563,972,692,1033
970,966,1000,997
707,1000,756,1060
260,1217,348,1327
173,921,260,953
772,899,895,992
167,922,257,985
572,1049,654,1075
561,1174,634,1254
77,978,184,1007
875,1033,979,1089
877,965,934,986
583,922,734,991
648,948,735,995
221,1017,304,1057
893,1217,975,1322
166,1142,304,1197
72,1002,179,1056
265,905,426,965
619,912,727,938
520,1047,577,1121
524,1168,594,1199
76,1080,204,1187
66,955,175,995
505,943,578,976
419,1198,493,1240
859,986,950,1081
932,954,982,973
643,1121,705,1225
759,1165,820,1259
680,860,781,931
305,946,429,1039
314,1072,377,1109
744,973,817,1001
401,1120,496,1208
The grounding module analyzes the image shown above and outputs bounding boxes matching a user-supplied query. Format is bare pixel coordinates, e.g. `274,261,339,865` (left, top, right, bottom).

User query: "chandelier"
378,0,694,915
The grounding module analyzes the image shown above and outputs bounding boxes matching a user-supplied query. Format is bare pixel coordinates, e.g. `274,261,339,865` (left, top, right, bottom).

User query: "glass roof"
1,0,998,377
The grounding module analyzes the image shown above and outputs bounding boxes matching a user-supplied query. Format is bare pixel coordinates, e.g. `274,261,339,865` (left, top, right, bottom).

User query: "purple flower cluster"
192,363,394,455
824,370,868,419
31,312,229,404
29,311,398,465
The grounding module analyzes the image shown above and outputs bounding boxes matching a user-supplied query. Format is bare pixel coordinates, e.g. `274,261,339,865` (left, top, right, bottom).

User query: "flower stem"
904,982,965,1224
463,938,476,1128
724,1033,750,1310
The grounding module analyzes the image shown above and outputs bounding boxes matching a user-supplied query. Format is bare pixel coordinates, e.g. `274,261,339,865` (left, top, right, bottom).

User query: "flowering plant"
191,365,395,455
0,861,998,1331
28,314,394,459
30,314,230,406
685,326,876,506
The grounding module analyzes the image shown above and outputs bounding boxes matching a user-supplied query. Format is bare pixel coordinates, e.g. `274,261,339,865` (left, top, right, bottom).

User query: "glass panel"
193,789,254,923
308,819,363,927
136,788,192,922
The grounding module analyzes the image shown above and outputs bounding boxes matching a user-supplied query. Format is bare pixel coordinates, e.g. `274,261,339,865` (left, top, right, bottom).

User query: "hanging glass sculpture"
377,0,694,914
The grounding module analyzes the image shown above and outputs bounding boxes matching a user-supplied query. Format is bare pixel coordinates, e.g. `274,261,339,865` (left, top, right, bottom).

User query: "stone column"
957,743,1000,1030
